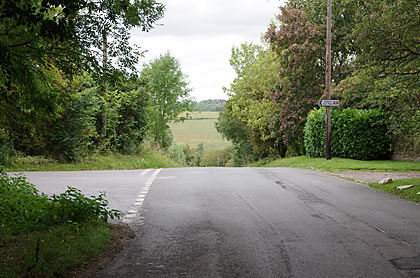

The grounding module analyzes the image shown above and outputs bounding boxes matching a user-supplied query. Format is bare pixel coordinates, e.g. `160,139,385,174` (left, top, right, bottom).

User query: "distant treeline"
194,99,226,111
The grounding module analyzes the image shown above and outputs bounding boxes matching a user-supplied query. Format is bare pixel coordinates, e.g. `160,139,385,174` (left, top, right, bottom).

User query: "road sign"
318,100,339,107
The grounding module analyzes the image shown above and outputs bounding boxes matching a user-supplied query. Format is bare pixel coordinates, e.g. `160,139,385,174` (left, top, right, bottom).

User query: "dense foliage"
304,108,391,160
0,173,121,235
141,52,194,149
0,0,178,164
218,0,419,162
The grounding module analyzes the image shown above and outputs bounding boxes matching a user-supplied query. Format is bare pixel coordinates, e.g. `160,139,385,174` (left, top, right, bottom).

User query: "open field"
169,111,232,153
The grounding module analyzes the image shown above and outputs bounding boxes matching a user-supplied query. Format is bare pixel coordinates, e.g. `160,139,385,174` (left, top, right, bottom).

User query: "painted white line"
122,169,161,224
139,169,152,177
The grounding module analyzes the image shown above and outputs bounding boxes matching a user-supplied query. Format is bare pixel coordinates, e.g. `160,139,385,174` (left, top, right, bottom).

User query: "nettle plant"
0,174,122,234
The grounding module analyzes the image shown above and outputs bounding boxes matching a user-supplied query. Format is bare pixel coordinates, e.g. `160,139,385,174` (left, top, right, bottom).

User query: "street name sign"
318,100,339,107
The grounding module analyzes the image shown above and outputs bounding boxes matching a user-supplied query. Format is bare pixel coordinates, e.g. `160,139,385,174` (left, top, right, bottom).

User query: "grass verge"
260,156,420,172
0,174,124,277
369,178,420,202
0,222,111,278
4,152,181,172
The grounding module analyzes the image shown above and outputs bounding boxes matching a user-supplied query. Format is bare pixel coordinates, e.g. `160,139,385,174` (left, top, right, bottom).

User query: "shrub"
182,143,204,166
0,128,15,168
114,89,148,154
0,174,121,234
304,108,391,160
12,153,55,166
168,142,186,165
200,147,233,167
50,90,99,162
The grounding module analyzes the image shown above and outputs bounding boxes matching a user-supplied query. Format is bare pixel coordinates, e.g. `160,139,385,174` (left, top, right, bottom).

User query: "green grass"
169,111,232,153
0,222,111,278
260,156,420,172
370,178,420,202
260,156,420,202
5,151,181,172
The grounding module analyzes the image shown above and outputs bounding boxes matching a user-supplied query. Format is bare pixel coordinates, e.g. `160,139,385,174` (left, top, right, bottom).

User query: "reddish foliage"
264,6,324,145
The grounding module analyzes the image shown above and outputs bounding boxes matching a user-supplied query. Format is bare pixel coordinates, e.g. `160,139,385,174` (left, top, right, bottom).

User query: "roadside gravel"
329,171,420,183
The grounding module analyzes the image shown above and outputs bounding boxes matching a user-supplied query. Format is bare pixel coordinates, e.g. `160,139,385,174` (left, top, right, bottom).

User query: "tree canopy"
141,52,194,148
218,0,420,162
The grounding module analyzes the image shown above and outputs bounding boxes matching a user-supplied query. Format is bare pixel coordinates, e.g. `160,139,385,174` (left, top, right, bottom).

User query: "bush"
0,128,15,168
114,89,149,154
200,147,233,167
304,108,391,160
168,142,186,165
0,174,121,234
50,90,99,162
182,143,204,166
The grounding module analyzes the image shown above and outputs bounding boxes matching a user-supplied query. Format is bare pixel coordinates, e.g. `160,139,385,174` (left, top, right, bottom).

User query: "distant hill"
195,99,226,111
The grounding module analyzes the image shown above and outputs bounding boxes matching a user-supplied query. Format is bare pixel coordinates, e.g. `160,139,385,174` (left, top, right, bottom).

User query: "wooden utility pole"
325,0,332,160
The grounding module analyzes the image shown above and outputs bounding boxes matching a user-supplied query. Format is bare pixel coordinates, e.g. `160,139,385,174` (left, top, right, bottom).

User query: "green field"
169,111,232,152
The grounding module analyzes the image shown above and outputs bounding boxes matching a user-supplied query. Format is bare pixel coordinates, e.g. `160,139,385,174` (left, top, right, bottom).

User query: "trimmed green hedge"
304,108,391,160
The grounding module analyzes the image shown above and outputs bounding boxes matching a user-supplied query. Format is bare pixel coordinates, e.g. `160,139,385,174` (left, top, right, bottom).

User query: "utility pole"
325,0,332,160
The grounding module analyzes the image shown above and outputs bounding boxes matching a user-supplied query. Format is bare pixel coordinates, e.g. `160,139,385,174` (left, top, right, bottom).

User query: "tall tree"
0,0,164,154
0,0,165,89
264,6,325,153
141,52,194,148
353,0,420,78
223,43,284,157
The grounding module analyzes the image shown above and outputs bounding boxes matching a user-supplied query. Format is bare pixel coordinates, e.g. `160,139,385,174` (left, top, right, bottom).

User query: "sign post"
325,0,332,160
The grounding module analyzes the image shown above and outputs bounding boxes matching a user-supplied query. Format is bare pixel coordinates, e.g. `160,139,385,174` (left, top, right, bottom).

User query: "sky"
131,0,285,101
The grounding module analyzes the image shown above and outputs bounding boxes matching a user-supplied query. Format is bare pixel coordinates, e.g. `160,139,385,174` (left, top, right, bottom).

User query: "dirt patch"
329,171,420,183
67,223,135,278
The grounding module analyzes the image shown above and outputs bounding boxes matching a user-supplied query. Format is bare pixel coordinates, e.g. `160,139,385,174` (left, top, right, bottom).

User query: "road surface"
18,167,420,277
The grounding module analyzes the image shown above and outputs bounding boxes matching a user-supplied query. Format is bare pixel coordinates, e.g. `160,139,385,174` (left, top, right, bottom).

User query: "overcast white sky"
131,0,284,101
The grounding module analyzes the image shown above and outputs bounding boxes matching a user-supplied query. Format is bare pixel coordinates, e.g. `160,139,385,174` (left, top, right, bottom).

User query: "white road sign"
318,100,339,107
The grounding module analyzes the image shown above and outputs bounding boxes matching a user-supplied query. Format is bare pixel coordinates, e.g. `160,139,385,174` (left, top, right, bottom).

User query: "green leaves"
141,52,194,149
0,173,121,235
304,108,392,160
353,0,420,77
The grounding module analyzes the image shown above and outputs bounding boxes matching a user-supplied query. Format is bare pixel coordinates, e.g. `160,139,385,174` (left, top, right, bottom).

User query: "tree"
219,43,281,159
216,103,265,166
264,6,325,154
0,0,164,121
334,0,420,159
352,0,420,78
0,0,165,92
141,52,194,148
0,0,164,157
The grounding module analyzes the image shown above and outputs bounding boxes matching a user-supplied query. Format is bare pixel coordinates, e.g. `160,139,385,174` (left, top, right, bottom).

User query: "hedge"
304,108,391,160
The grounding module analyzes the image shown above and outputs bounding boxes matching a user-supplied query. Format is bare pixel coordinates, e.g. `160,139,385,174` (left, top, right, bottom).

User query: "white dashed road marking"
139,169,152,177
123,169,161,224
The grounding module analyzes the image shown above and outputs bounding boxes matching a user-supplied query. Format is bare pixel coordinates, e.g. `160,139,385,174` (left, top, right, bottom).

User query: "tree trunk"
102,27,108,138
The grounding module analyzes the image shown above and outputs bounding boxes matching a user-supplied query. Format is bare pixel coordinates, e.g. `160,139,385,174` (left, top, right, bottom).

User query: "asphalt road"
17,168,420,277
